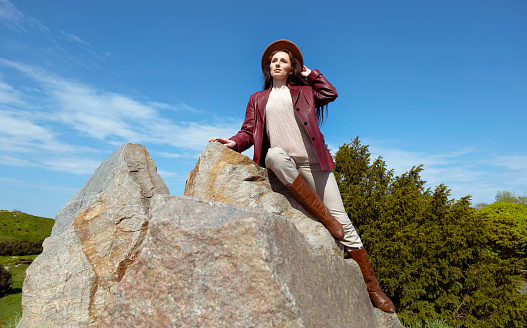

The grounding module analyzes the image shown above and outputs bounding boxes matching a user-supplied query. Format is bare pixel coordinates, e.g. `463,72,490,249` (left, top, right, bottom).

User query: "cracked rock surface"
19,143,169,328
101,195,377,327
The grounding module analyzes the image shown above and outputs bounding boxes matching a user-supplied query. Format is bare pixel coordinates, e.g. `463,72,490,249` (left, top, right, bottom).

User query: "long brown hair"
262,49,328,125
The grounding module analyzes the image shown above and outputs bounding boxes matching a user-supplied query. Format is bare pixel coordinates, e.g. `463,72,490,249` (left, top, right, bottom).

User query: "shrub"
474,202,527,268
0,265,12,297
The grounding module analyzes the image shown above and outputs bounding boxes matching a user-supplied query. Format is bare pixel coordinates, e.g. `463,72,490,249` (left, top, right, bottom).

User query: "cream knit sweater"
265,87,319,165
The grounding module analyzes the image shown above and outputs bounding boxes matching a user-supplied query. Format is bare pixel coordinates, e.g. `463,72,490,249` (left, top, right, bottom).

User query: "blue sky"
0,0,526,218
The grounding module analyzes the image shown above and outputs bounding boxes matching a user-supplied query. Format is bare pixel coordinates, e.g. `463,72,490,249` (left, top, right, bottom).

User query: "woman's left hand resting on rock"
209,137,237,149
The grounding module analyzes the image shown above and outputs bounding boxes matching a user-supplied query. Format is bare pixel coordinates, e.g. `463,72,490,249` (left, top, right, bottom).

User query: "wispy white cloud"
0,59,241,176
362,140,526,204
0,176,78,194
155,151,200,159
1,1,109,67
0,109,101,175
487,155,527,171
0,109,96,154
6,59,240,149
26,16,53,39
0,150,101,175
57,30,110,63
151,121,241,151
147,101,200,113
0,154,34,167
38,156,103,175
0,0,53,40
59,30,92,48
0,0,25,32
328,136,525,204
0,79,26,106
156,169,179,179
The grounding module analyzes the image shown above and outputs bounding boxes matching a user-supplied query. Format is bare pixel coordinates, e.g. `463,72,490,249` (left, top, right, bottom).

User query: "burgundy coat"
230,69,338,171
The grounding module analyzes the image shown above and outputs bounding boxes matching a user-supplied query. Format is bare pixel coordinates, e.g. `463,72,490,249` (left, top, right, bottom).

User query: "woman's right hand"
208,137,237,149
301,66,311,78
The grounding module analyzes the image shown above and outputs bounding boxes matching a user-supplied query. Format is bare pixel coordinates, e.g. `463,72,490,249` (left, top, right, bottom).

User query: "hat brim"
261,39,303,73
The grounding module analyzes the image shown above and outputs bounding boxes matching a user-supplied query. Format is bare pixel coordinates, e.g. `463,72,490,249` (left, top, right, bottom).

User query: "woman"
209,40,395,313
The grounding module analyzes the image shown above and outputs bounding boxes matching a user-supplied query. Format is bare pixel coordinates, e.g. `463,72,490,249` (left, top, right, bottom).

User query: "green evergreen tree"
334,137,527,327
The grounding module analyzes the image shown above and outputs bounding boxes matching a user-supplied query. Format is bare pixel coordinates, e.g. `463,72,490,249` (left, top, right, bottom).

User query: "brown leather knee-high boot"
286,174,344,240
347,247,395,313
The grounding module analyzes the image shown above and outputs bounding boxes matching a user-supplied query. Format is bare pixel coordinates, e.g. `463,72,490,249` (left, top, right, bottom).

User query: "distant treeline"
0,239,44,256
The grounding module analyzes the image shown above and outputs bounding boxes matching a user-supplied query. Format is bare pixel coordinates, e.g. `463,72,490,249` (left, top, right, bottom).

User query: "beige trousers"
265,147,363,251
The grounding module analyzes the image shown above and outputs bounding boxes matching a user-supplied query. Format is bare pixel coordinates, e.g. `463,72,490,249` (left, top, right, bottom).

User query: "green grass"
402,317,461,328
0,255,37,326
0,312,21,328
0,208,51,326
0,210,53,326
0,210,54,243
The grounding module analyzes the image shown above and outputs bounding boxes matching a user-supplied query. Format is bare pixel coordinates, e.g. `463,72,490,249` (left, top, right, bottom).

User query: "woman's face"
269,51,293,81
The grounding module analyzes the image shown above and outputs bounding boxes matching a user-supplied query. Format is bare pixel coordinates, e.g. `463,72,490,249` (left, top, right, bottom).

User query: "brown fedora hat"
261,39,303,73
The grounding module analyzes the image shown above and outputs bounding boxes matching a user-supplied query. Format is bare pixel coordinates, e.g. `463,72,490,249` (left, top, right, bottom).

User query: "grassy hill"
0,210,54,244
0,210,53,327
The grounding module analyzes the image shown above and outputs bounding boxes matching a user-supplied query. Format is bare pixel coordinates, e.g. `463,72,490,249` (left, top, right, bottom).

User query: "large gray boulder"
100,195,378,327
184,142,403,327
19,144,169,328
19,142,403,328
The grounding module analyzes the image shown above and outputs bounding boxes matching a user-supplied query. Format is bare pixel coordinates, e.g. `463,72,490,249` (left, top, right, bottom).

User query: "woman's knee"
265,147,289,169
265,148,299,185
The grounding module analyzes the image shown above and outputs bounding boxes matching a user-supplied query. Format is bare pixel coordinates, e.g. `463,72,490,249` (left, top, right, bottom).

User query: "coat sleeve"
229,94,256,153
306,69,338,108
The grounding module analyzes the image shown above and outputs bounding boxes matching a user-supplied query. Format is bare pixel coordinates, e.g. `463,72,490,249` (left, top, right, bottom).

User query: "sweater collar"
259,83,301,120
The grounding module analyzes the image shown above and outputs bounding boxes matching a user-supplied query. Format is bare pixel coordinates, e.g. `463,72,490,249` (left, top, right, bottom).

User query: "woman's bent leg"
297,164,363,250
297,164,395,313
265,148,344,239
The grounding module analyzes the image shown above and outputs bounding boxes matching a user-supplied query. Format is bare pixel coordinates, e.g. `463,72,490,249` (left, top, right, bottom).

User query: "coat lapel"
258,84,302,121
288,84,301,107
257,88,271,121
